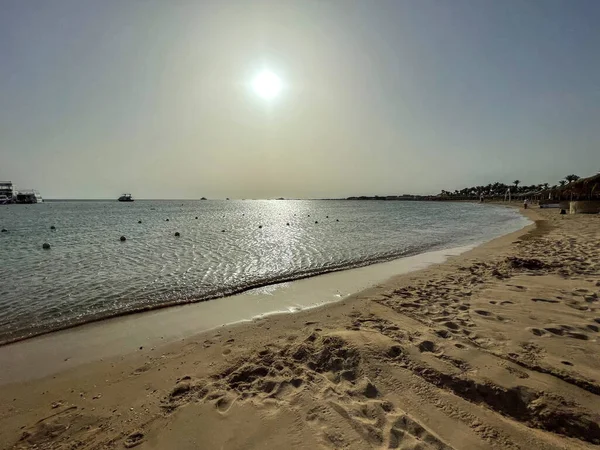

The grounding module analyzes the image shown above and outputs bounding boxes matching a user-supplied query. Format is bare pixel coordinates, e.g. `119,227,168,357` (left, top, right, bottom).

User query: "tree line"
439,174,581,198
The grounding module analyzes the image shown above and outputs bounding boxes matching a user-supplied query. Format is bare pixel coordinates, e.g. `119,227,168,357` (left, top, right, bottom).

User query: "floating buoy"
286,223,290,226
120,236,126,242
50,225,56,230
315,221,318,224
166,218,169,221
221,229,225,233
308,215,310,217
175,232,180,237
195,217,198,219
326,216,329,218
336,219,339,222
258,225,263,229
138,220,142,224
42,243,51,249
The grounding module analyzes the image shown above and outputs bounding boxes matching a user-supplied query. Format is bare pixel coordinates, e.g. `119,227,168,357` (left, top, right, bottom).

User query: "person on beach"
523,198,528,209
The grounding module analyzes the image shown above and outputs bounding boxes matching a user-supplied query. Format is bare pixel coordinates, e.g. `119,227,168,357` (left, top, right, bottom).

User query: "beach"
1,207,600,450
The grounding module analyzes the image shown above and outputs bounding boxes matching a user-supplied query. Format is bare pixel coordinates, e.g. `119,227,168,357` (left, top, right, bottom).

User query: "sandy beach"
1,207,600,450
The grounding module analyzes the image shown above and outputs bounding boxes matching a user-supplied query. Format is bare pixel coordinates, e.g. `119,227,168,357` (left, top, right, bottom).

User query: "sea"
0,200,529,344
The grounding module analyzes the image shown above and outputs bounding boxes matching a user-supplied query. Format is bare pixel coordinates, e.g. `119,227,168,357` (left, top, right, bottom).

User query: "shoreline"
0,203,528,348
0,243,495,385
4,206,600,449
0,242,484,348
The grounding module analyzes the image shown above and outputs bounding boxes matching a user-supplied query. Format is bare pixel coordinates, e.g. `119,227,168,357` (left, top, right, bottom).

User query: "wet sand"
2,207,600,449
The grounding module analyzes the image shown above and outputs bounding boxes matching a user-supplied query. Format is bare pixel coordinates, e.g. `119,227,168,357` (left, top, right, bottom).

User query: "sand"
1,207,600,450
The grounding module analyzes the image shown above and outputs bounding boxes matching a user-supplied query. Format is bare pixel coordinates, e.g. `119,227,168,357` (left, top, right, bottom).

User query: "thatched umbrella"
556,173,600,200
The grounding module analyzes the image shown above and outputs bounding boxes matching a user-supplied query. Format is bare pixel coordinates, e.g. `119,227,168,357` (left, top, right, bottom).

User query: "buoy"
258,225,263,229
1,229,7,233
326,216,329,218
195,217,198,219
166,218,169,221
42,243,51,249
175,232,180,237
138,220,142,224
221,229,225,233
315,221,318,224
120,236,126,242
286,223,290,226
308,214,310,217
50,226,56,230
336,219,339,222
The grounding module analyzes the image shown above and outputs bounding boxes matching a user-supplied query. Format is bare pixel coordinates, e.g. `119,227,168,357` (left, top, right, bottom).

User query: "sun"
251,70,282,100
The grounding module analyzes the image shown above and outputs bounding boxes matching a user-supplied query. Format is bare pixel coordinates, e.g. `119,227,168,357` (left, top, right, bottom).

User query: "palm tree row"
439,175,580,198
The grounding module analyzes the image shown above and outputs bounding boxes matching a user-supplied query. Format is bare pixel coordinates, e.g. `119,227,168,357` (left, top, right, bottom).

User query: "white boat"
0,181,16,204
118,194,134,202
15,190,43,204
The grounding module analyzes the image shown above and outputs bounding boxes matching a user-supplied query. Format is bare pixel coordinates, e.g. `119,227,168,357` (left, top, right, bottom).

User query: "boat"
118,194,134,202
0,181,16,204
15,189,43,204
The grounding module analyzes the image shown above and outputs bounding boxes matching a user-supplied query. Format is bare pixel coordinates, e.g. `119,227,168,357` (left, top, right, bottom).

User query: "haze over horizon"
1,0,599,200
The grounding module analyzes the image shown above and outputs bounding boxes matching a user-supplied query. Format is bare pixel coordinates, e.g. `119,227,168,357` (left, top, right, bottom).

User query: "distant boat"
118,194,134,202
0,181,16,204
15,189,43,204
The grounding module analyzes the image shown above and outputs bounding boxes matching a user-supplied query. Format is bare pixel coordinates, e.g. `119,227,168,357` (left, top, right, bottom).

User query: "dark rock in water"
120,236,127,242
50,226,56,230
138,220,142,224
1,229,7,233
175,232,180,237
42,243,51,249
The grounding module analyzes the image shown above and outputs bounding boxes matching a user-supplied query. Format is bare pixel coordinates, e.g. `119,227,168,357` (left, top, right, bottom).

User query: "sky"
1,0,599,199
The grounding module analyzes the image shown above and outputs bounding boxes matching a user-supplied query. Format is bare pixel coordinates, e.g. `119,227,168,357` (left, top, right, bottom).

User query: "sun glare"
252,70,282,100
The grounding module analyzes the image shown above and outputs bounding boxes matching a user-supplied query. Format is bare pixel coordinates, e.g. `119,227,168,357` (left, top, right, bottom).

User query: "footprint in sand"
531,298,559,304
500,300,514,305
566,332,589,341
529,328,548,337
388,414,453,449
544,327,564,336
124,431,144,448
443,321,460,330
417,340,437,353
474,310,491,317
586,324,599,332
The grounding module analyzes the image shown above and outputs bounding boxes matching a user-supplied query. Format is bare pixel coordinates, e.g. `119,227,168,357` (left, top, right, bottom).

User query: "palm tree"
542,183,549,190
559,180,567,187
513,180,520,192
564,174,580,183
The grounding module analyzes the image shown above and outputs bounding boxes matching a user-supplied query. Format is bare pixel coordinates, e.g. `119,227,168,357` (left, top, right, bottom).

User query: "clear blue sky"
1,0,599,198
